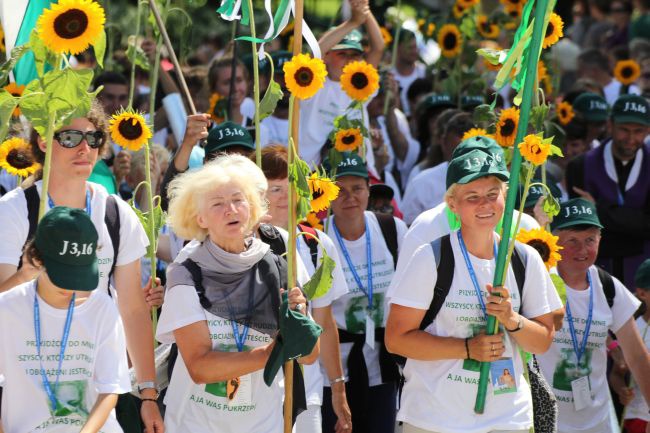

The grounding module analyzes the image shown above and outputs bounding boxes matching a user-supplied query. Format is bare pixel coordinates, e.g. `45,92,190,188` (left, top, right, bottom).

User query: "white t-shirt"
377,110,421,187
325,211,408,386
387,232,555,433
536,267,641,433
0,181,149,294
157,284,283,433
400,162,448,225
390,63,426,115
603,80,641,106
296,227,348,405
625,315,650,422
261,115,289,147
0,281,129,433
299,78,377,176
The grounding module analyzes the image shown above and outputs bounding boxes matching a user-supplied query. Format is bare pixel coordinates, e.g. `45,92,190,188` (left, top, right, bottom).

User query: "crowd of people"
1,0,650,433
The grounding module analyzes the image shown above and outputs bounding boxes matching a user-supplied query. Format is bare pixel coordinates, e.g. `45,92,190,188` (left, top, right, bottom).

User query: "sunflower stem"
503,163,535,275
127,0,144,110
246,0,262,167
38,111,57,220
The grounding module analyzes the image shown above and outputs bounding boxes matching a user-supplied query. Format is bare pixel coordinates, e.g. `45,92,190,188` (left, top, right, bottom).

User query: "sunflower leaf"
0,45,31,86
126,36,150,71
543,194,561,218
0,90,18,131
28,29,58,78
302,253,335,300
550,274,567,305
530,104,550,131
549,144,564,158
258,78,283,121
296,196,310,224
472,104,497,125
94,30,107,69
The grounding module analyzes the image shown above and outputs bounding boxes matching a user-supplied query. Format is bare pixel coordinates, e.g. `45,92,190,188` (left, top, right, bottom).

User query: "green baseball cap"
446,145,509,188
573,93,609,122
205,121,255,156
417,93,455,113
326,152,368,179
550,198,604,231
515,179,562,210
634,259,650,289
461,95,485,110
452,135,503,159
35,207,99,291
264,292,322,386
330,29,363,52
611,94,650,126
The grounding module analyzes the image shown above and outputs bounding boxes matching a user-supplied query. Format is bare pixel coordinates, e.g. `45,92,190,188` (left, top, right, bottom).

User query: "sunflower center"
312,188,323,200
350,72,369,90
295,67,314,87
7,149,33,169
501,119,516,137
53,9,89,39
118,118,144,140
621,66,633,78
527,239,551,262
342,134,356,145
443,33,458,50
545,22,554,38
481,22,492,33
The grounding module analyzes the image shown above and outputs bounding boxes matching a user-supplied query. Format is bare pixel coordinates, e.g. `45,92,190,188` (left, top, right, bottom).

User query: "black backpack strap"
374,212,398,269
598,267,616,308
258,224,287,257
511,243,527,315
104,195,121,292
297,223,319,269
420,234,454,330
180,258,212,309
25,184,39,241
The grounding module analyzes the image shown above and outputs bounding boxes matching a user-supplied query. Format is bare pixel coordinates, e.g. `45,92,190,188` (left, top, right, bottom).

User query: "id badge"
571,376,592,411
490,358,517,395
227,374,252,407
365,311,375,350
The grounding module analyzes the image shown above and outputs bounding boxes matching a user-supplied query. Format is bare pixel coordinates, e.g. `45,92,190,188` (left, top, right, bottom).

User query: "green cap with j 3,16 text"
611,94,650,126
264,292,322,386
573,93,609,122
446,136,509,188
330,29,363,52
35,207,99,291
325,151,368,179
550,198,603,232
205,121,255,156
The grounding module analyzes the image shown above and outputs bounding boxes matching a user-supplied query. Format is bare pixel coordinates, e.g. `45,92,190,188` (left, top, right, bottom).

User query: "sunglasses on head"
54,130,106,149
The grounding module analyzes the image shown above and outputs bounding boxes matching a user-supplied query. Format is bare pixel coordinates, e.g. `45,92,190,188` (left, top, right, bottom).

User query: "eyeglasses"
54,130,106,149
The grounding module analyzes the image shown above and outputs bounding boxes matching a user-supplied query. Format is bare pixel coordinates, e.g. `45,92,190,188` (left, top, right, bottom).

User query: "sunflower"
614,59,641,86
537,60,548,82
495,107,519,147
0,23,5,53
4,83,25,117
340,60,380,102
452,2,469,19
0,137,41,178
462,128,494,141
208,92,226,123
380,27,392,46
37,0,106,55
504,4,523,25
109,109,152,152
334,128,363,152
438,24,463,58
426,23,436,38
283,53,328,100
516,227,562,270
556,101,575,126
477,16,500,39
303,211,324,231
417,18,426,31
308,173,340,213
518,134,550,166
543,13,564,49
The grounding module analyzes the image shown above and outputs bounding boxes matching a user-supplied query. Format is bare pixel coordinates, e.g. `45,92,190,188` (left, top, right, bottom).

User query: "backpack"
24,184,121,291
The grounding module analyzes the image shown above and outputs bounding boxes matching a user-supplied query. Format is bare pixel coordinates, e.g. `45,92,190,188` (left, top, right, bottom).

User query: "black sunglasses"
54,130,106,149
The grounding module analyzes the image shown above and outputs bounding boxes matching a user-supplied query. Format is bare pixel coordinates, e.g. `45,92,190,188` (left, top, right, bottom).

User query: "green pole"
474,0,551,414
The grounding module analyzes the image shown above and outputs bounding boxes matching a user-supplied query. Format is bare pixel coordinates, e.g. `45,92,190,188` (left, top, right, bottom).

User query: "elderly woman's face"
197,181,251,246
556,227,601,276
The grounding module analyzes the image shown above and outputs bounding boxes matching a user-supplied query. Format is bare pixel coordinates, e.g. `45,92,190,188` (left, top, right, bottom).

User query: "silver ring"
296,303,304,311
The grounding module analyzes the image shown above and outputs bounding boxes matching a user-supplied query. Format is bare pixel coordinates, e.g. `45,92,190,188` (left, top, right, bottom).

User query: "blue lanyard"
457,230,498,319
565,272,594,364
34,290,76,413
48,188,91,217
224,282,255,353
333,215,373,309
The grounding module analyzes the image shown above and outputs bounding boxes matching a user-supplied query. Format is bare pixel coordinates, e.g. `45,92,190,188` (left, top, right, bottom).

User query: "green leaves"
126,36,151,71
130,194,167,258
543,193,561,218
302,253,335,300
0,90,19,131
94,30,107,69
288,140,312,221
29,29,58,78
259,78,284,121
530,104,550,131
0,45,30,86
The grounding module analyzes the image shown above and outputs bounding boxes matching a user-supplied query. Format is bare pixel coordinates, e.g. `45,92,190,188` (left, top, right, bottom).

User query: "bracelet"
607,340,620,353
464,337,471,359
141,398,157,403
330,376,346,385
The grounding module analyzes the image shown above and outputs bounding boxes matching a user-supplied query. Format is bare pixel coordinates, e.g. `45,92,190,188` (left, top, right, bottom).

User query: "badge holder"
365,308,375,350
571,375,592,411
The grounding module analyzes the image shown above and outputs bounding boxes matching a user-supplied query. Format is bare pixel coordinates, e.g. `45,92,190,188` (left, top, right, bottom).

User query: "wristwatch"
137,381,160,400
506,315,524,333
